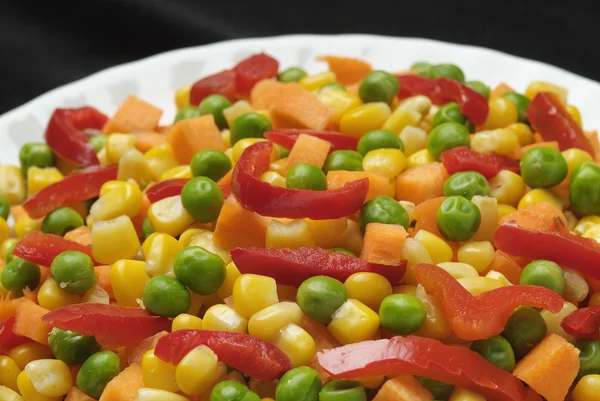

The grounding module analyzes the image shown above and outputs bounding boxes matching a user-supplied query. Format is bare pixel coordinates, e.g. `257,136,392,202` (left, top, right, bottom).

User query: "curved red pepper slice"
317,336,527,401
264,129,359,152
13,232,96,266
154,330,292,382
495,221,600,279
233,53,279,97
230,247,406,287
397,75,447,104
190,70,237,105
440,146,519,179
44,107,107,167
0,317,28,351
42,304,171,348
561,306,600,340
413,263,563,340
23,165,118,218
232,142,368,219
527,92,593,154
146,179,190,203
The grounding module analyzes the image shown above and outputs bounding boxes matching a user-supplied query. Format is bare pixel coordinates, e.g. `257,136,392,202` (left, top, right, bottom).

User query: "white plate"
1,34,599,165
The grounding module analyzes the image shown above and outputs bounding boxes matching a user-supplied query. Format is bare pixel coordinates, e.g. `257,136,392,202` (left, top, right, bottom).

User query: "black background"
1,1,598,114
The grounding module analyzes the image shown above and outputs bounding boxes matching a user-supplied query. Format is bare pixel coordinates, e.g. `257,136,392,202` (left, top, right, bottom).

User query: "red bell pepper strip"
495,221,600,280
440,146,519,179
23,165,118,218
561,306,600,340
527,92,594,154
231,247,406,286
12,232,96,266
0,317,28,351
232,142,368,219
412,263,563,341
146,179,190,203
42,303,171,348
44,107,108,167
190,70,237,105
233,53,279,97
317,336,527,401
397,74,447,103
154,330,292,382
264,129,359,152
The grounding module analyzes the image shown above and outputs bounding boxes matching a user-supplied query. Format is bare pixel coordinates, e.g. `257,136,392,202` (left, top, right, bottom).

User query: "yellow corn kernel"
449,386,486,401
0,238,17,261
97,148,110,166
437,262,478,279
471,129,519,155
382,107,421,135
220,129,232,148
328,299,380,345
0,219,9,247
215,262,241,299
413,230,452,265
188,231,231,264
144,144,179,178
99,179,134,196
82,283,110,304
418,119,433,133
456,241,495,273
91,215,140,264
563,148,593,176
401,237,433,285
355,375,385,390
406,148,435,168
485,270,513,286
299,72,336,91
91,182,143,222
583,224,600,244
248,302,303,342
142,349,179,392
176,346,225,396
260,398,275,401
362,149,407,178
334,219,363,256
573,374,600,401
317,87,362,125
15,217,43,240
340,102,392,139
26,167,63,196
525,81,568,104
565,211,578,233
260,171,286,188
471,196,498,242
186,291,204,316
175,85,192,109
540,301,578,342
265,219,316,249
393,284,417,296
16,371,60,401
497,204,517,222
399,201,415,225
344,273,392,311
37,278,80,311
118,148,158,189
506,122,534,146
202,304,247,333
136,388,189,401
303,218,348,249
590,292,600,306
269,158,288,176
178,228,206,248
0,165,26,205
110,259,149,307
274,323,316,367
482,98,519,130
0,269,7,296
172,314,203,332
567,105,582,127
488,170,527,207
142,233,183,277
399,126,427,156
457,276,504,296
398,95,432,114
414,284,452,340
518,188,563,210
223,101,254,127
147,196,194,238
24,359,71,397
7,343,53,371
233,274,279,319
574,216,600,236
106,133,136,163
160,165,193,181
232,138,278,163
563,267,589,303
0,356,21,392
0,385,23,401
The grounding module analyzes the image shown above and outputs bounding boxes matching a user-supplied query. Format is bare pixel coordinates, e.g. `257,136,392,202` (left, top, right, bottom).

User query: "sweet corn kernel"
223,101,254,127
142,233,182,277
317,87,362,125
147,196,194,238
355,376,385,390
175,346,225,396
15,217,43,240
202,304,247,333
573,374,600,401
188,231,231,264
471,196,498,242
497,204,517,222
418,119,433,133
233,274,279,319
0,219,9,247
328,299,380,345
471,129,519,155
401,237,433,285
525,81,568,104
82,283,110,304
37,278,80,311
567,105,582,127
518,188,563,210
24,360,71,397
0,356,21,392
362,149,407,178
590,292,600,306
269,158,288,176
488,170,527,207
565,211,578,233
563,267,589,303
406,148,435,168
483,98,519,130
399,126,427,156
265,219,316,249
414,230,452,264
144,144,180,182
449,386,486,401
106,133,136,163
0,238,17,261
540,301,578,342
507,122,534,146
574,216,600,235
8,343,53,371
232,138,278,163
457,276,504,296
248,302,303,342
397,95,432,114
16,371,60,401
563,148,593,176
26,167,63,196
186,291,204,316
91,181,143,222
304,218,348,248
274,323,316,367
142,350,179,392
0,165,26,205
178,228,206,248
437,262,478,279
172,314,203,332
584,225,600,245
485,270,513,286
220,129,231,148
97,148,110,166
260,171,286,187
340,102,392,139
0,385,23,401
393,285,418,296
414,284,452,340
175,85,192,109
215,262,241,299
299,71,336,91
344,273,392,311
118,148,158,189
92,215,140,264
111,259,149,307
382,107,421,134
160,165,193,181
456,241,495,273
136,388,189,401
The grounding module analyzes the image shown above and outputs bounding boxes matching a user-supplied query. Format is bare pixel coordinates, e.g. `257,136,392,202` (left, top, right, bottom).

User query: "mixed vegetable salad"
0,52,600,401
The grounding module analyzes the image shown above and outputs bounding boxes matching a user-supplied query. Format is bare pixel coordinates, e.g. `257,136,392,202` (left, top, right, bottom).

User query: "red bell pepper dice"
155,330,292,382
317,336,527,401
495,221,600,280
440,146,519,179
397,75,445,103
12,232,96,266
0,317,28,351
233,53,279,98
527,92,594,154
232,141,368,219
146,179,190,203
264,129,359,152
42,303,171,348
561,306,600,340
230,247,406,287
190,70,237,105
45,107,108,167
412,263,563,341
23,165,118,218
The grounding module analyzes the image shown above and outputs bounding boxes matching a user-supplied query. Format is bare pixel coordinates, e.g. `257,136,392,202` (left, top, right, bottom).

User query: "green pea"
50,251,96,294
0,195,9,220
199,94,232,130
76,350,121,398
319,380,366,401
471,335,516,372
502,306,547,359
48,328,101,365
174,105,202,123
359,196,410,233
432,64,465,82
297,276,348,324
278,145,290,159
465,81,491,100
19,142,55,175
89,135,107,153
319,82,347,92
174,246,226,295
426,122,470,160
520,147,567,188
358,71,400,105
575,339,600,380
42,207,85,236
436,196,481,242
3,239,18,263
210,380,261,401
142,275,191,317
501,92,531,123
416,377,453,401
286,163,327,191
278,67,308,83
327,248,356,257
357,130,404,156
1,258,41,297
142,218,154,240
323,150,363,173
570,161,600,216
379,294,426,335
443,171,490,200
191,150,232,182
433,102,467,127
276,366,322,401
230,112,272,145
519,260,565,295
181,177,224,223
410,62,434,78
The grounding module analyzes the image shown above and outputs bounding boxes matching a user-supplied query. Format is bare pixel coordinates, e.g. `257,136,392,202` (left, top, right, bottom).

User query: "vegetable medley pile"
2,52,600,401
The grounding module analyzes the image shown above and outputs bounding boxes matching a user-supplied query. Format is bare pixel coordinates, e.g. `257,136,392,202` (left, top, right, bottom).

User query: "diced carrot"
361,223,408,266
286,134,331,171
372,375,434,401
300,315,340,383
0,297,24,321
250,79,284,110
126,331,168,365
64,226,92,246
133,131,167,153
65,386,96,401
532,132,543,143
102,96,163,134
271,83,333,130
94,265,114,299
317,55,373,85
157,125,172,134
490,83,516,100
346,81,361,96
167,115,226,164
213,195,270,249
482,250,523,284
513,333,580,401
498,201,568,233
99,363,144,401
327,171,389,201
10,205,29,222
585,130,599,156
13,298,52,345
413,196,446,238
519,141,559,159
396,163,449,205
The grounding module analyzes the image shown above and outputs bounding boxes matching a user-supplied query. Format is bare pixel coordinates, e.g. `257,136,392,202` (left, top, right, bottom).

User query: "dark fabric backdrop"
1,1,597,114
